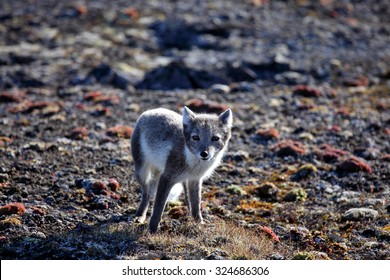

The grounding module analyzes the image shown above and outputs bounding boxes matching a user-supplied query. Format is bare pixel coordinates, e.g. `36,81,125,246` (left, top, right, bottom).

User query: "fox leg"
183,180,191,213
149,175,175,233
187,179,203,223
134,165,151,223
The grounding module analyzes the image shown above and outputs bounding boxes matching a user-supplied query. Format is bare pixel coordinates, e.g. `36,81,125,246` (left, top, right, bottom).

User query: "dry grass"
128,219,289,260
13,218,290,259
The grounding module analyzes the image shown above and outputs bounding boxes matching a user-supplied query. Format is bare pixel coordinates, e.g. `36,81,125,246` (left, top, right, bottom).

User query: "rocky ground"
0,0,390,260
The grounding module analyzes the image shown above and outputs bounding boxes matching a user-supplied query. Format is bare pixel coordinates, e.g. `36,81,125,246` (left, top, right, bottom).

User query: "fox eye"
211,135,220,141
192,135,200,141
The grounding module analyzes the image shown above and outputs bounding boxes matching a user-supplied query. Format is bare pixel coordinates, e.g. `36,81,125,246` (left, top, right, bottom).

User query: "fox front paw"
133,215,147,224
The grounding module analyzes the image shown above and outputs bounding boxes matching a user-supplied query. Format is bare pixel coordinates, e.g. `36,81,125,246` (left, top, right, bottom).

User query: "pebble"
342,208,379,221
211,84,230,94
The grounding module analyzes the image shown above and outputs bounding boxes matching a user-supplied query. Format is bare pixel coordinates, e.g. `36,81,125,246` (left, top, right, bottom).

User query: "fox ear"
182,106,195,126
219,109,233,128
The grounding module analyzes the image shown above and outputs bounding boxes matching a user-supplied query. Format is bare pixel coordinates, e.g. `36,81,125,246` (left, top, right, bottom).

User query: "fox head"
182,106,233,161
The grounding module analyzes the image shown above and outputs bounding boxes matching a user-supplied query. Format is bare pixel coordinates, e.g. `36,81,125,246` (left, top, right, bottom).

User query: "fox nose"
200,151,209,159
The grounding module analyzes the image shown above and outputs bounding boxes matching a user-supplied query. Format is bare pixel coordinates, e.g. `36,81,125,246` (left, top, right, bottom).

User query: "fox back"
131,106,232,232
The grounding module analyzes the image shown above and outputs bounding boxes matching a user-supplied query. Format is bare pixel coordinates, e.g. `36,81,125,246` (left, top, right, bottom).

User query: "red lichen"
337,157,372,173
271,140,305,157
0,91,26,103
108,178,120,192
255,128,279,140
257,226,280,242
327,125,341,132
293,85,322,97
381,154,390,162
185,99,229,114
343,75,369,87
0,203,26,216
336,107,350,116
83,91,119,105
32,207,46,216
8,101,61,114
0,136,12,147
110,192,121,200
123,7,139,19
92,105,111,116
106,125,133,138
73,4,88,16
92,180,107,193
385,128,390,135
316,144,349,162
71,127,88,140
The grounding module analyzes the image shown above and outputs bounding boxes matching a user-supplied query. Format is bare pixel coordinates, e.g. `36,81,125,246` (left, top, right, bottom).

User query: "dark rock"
136,61,226,90
225,62,257,82
9,53,37,65
150,19,198,50
86,64,131,90
353,147,380,160
4,70,46,88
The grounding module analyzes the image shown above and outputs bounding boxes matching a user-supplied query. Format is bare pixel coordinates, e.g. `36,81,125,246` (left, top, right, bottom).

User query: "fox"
131,106,233,233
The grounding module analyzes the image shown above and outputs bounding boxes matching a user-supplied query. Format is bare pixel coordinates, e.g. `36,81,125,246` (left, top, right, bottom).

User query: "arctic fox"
131,106,233,233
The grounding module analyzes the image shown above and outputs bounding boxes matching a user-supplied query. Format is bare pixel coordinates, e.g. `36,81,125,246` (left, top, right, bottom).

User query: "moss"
290,164,317,181
292,252,314,260
283,188,307,202
0,217,22,229
226,185,246,195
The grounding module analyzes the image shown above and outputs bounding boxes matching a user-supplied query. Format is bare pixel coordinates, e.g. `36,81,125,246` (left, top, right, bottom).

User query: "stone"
342,208,379,221
211,84,231,94
136,61,226,90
